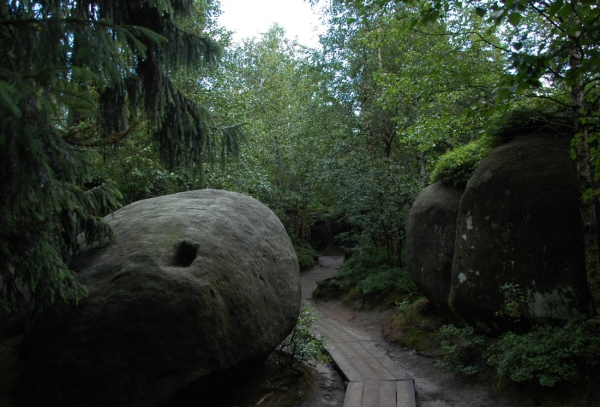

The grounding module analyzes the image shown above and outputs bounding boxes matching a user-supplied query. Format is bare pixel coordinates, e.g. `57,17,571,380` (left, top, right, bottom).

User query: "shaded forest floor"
306,254,600,407
303,255,520,407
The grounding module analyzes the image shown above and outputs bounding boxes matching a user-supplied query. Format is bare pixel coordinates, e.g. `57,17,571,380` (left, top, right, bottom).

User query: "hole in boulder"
172,240,199,267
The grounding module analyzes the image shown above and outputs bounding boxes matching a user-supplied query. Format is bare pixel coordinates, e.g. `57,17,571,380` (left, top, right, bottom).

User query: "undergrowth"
294,242,318,271
277,303,331,370
385,297,445,353
327,249,419,301
487,317,600,387
309,241,600,398
437,324,487,376
385,296,600,396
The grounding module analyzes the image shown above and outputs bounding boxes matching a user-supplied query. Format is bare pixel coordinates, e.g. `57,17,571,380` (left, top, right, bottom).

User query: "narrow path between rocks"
301,255,522,407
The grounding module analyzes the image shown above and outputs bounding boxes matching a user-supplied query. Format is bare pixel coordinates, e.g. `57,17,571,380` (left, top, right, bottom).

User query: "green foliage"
0,0,234,313
396,299,415,325
435,316,600,387
332,249,419,295
430,137,494,187
295,243,318,271
315,0,502,272
487,318,600,387
0,113,123,313
92,132,203,206
278,303,331,368
358,267,418,295
494,282,528,323
438,324,487,376
194,26,340,246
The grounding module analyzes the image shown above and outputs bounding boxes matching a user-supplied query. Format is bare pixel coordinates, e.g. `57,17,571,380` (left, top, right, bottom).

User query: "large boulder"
14,189,301,407
449,135,592,330
406,182,463,310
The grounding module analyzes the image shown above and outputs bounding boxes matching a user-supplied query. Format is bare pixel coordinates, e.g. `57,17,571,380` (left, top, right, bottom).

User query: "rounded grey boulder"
406,182,463,310
15,189,301,407
449,135,592,329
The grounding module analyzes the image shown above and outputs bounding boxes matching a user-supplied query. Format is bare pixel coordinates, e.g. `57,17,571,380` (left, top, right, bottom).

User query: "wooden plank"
343,381,364,407
316,322,353,344
361,381,380,407
337,342,381,381
314,320,345,342
379,381,397,407
317,321,357,345
349,341,411,380
327,346,364,382
348,342,396,380
376,357,412,380
319,318,360,343
323,318,367,340
361,341,388,358
396,380,417,407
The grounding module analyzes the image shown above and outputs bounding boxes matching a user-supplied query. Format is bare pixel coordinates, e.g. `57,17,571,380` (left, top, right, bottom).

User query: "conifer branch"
63,121,140,147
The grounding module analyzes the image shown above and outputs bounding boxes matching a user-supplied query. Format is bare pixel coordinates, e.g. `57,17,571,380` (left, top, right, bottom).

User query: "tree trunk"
301,200,308,242
571,37,600,315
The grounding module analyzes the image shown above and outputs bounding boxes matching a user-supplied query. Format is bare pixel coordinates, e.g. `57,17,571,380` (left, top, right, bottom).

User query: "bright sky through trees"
218,0,325,47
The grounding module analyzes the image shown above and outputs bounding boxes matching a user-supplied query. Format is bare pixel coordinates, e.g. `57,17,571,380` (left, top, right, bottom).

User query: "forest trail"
302,255,416,407
301,256,521,407
314,315,417,407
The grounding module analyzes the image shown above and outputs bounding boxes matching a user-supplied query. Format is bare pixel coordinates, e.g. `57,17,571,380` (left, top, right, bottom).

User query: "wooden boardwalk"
314,317,417,407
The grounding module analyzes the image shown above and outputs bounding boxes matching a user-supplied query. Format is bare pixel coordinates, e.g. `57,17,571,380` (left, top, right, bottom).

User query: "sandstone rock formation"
450,135,591,329
406,182,463,310
407,135,593,331
14,189,301,407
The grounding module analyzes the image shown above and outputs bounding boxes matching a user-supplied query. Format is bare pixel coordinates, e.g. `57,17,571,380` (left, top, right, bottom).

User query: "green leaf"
495,87,510,100
558,3,573,18
548,0,565,16
508,12,522,27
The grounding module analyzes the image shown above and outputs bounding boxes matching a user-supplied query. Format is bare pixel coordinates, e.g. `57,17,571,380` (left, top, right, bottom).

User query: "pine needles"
0,0,239,314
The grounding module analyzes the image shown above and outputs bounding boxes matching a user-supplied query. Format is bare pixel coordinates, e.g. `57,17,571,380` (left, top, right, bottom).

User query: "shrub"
357,267,418,295
294,242,317,270
94,145,199,205
396,299,415,325
487,317,600,387
332,249,419,295
438,324,487,375
277,303,331,369
430,136,494,187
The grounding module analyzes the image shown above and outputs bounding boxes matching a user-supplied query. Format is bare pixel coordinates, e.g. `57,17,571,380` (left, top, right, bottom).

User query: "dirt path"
301,255,521,407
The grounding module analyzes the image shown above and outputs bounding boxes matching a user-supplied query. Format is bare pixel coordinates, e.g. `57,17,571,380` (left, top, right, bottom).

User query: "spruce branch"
63,121,141,147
